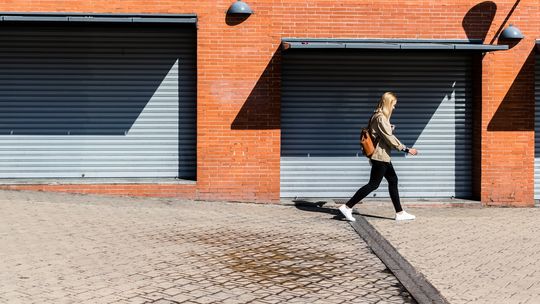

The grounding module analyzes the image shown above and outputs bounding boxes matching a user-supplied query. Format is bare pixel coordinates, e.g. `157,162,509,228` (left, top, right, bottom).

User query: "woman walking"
339,92,418,222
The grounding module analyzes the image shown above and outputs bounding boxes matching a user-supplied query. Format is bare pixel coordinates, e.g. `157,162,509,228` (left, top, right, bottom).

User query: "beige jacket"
369,112,405,163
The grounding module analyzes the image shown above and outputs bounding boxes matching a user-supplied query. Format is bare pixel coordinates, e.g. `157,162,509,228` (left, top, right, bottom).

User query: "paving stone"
0,190,415,304
362,205,540,304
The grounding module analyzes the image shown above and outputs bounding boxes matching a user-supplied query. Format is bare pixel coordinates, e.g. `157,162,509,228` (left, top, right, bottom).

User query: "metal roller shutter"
535,53,540,199
281,50,472,198
0,23,196,179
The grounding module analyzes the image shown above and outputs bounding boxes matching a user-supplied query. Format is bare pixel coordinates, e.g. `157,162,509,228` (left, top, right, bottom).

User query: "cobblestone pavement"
0,190,415,304
359,205,540,304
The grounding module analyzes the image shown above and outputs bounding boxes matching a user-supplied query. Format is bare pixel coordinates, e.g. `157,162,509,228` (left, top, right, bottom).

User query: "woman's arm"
374,115,419,155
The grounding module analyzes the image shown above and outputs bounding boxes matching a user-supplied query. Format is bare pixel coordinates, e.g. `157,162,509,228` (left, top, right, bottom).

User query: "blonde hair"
375,92,397,119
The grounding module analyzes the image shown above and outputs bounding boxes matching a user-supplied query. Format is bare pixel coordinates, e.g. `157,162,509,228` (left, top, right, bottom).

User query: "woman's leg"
346,160,387,208
384,162,403,213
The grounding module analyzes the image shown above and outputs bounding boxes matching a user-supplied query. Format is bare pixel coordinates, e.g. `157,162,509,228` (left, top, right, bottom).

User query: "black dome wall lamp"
227,0,253,15
500,24,524,39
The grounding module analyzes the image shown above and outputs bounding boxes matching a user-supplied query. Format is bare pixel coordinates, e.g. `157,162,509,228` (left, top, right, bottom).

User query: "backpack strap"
367,113,374,131
368,113,380,147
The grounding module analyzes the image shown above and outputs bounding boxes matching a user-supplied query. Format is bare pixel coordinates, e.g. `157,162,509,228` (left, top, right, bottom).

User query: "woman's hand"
408,148,418,156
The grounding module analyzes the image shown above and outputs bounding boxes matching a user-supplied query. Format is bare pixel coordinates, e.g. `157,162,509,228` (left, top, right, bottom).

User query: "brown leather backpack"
360,114,378,158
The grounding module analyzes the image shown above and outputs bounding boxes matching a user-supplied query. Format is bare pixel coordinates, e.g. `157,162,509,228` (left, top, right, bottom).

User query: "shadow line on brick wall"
488,0,521,45
487,48,535,131
231,48,281,130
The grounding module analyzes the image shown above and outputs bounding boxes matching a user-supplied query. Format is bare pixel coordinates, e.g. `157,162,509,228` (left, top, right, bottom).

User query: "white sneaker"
395,211,416,221
338,205,356,222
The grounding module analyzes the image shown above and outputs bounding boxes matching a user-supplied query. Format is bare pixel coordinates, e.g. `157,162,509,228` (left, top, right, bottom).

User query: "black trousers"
346,159,403,212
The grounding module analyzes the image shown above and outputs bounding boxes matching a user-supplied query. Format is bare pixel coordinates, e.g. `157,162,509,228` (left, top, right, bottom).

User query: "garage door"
535,53,540,199
0,23,196,179
281,51,472,198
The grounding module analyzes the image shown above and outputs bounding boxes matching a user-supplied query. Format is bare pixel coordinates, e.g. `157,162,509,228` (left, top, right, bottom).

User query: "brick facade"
0,0,537,206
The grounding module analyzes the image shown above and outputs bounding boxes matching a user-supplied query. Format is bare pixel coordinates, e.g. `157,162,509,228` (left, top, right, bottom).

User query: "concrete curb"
350,216,449,304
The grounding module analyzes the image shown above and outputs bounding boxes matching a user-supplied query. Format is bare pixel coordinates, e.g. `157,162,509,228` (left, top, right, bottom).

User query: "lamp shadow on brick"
487,48,534,131
462,1,497,43
231,49,281,130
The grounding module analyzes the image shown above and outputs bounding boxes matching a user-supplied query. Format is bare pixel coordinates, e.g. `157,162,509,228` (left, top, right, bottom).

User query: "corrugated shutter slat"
0,24,196,179
281,51,472,198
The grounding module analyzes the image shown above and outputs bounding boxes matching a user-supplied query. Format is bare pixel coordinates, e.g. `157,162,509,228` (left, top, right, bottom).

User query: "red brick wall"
479,0,538,207
0,184,197,198
0,0,536,206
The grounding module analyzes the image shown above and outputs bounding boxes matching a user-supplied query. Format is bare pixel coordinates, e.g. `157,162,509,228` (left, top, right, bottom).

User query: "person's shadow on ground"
292,200,394,221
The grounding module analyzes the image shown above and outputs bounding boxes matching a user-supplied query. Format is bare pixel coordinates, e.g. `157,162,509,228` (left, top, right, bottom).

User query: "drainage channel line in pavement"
350,215,449,304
